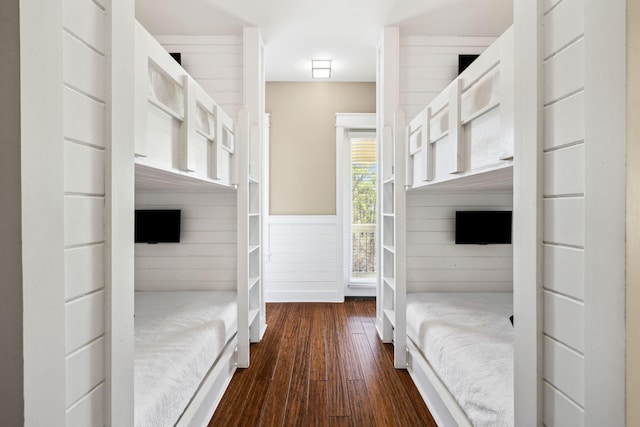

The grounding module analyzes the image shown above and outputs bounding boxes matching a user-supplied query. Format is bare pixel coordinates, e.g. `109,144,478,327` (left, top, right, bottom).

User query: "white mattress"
134,291,237,427
406,292,514,427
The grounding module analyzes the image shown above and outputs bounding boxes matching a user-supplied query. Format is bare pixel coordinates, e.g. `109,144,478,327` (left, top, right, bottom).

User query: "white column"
106,0,136,425
583,0,627,424
19,0,67,424
513,0,543,425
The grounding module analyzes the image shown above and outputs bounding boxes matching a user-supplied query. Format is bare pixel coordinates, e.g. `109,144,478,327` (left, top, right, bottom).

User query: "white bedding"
406,292,514,427
134,291,237,427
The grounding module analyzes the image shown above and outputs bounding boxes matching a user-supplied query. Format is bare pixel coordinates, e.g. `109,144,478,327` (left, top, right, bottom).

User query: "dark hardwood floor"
209,300,436,427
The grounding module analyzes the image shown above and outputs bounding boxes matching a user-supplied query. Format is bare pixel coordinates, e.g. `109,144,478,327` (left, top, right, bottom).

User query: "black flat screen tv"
455,210,512,244
135,209,181,244
458,54,480,75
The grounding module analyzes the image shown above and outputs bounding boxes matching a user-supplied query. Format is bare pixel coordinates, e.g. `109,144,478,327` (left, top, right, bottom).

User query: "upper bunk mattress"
406,292,513,427
134,291,237,427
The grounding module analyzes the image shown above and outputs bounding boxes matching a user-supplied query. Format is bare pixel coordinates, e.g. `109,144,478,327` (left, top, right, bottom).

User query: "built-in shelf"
237,110,265,366
383,244,395,254
248,308,260,325
383,180,395,215
384,309,396,328
248,276,260,291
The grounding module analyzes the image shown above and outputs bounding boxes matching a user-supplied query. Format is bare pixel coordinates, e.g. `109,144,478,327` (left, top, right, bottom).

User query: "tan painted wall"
266,82,376,215
628,0,639,424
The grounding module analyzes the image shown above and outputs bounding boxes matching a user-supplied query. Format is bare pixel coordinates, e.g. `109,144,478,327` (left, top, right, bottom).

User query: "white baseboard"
265,290,342,303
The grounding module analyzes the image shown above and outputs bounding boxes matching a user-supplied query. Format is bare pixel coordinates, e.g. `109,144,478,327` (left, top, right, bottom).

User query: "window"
350,136,376,281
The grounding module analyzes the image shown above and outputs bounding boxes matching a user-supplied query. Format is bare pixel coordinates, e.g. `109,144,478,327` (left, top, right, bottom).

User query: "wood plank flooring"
209,300,436,427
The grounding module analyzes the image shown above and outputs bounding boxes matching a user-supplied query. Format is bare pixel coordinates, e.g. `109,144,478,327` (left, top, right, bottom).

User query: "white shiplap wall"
264,216,340,302
542,0,586,424
399,36,496,121
406,191,513,293
63,0,108,424
155,35,243,118
135,191,237,291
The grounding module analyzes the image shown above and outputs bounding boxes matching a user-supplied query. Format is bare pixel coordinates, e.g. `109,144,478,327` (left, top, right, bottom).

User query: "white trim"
267,215,337,224
513,1,543,425
336,113,378,129
106,1,136,425
336,113,376,299
584,0,626,423
406,340,472,427
20,0,67,424
264,290,342,303
175,336,237,427
262,114,270,262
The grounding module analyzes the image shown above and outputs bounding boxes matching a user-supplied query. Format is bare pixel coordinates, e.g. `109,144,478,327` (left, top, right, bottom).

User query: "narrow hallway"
209,300,436,426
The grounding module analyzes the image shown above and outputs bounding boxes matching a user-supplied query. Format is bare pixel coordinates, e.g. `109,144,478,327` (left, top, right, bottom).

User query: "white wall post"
19,0,67,424
513,0,543,425
106,0,136,425
583,0,627,424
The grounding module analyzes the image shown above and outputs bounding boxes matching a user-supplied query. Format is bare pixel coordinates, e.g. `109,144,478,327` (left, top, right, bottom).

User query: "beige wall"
628,0,639,424
266,82,376,215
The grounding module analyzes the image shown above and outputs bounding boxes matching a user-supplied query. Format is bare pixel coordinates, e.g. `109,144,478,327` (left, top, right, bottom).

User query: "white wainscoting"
264,216,341,302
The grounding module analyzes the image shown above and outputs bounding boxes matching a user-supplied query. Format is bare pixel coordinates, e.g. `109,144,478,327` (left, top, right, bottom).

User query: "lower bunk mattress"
134,291,237,427
406,292,514,427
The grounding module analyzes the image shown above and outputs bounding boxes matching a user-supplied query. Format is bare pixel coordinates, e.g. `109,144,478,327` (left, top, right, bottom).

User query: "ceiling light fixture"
312,59,332,79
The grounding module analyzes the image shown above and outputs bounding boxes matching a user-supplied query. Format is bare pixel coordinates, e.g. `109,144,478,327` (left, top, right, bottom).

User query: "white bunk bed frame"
381,27,515,427
405,27,514,192
133,22,264,426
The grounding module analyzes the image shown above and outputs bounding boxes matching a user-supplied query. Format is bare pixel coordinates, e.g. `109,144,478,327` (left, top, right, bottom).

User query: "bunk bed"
132,23,264,427
404,27,514,192
406,292,514,427
380,27,515,427
134,291,237,427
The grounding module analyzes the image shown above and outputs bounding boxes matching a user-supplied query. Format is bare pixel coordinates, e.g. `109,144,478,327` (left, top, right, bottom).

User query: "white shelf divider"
236,109,265,368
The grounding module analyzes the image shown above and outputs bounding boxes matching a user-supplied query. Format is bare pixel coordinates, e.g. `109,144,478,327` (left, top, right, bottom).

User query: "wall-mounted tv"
135,209,181,244
169,52,182,65
458,54,480,75
455,210,512,244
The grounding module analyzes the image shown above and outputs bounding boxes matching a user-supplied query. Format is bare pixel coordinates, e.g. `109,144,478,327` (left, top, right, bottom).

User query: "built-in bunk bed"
132,23,265,427
380,27,515,427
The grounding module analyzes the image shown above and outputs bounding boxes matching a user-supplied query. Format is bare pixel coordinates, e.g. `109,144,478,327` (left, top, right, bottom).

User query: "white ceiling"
135,0,513,82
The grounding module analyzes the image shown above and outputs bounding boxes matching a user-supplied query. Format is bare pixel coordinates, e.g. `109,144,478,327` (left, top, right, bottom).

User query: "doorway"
336,113,377,298
349,134,377,284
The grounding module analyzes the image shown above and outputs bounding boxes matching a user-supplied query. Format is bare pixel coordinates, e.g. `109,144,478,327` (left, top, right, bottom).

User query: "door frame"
336,113,377,298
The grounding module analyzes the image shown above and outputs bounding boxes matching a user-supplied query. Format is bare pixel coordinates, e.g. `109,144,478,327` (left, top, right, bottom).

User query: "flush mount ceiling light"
312,59,332,79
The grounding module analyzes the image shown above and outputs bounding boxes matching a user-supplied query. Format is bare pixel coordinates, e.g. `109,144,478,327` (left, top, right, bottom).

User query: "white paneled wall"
399,36,496,121
135,191,237,291
541,0,586,424
63,0,108,424
406,191,513,293
264,216,340,302
155,35,243,118
407,191,513,292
